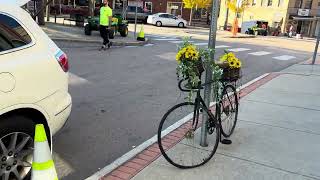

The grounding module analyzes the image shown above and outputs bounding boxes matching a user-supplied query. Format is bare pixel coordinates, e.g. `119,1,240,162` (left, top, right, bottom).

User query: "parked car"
0,1,72,179
114,6,151,23
147,13,187,28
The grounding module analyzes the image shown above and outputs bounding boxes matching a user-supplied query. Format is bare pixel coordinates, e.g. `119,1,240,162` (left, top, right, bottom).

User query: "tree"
197,0,212,8
37,0,45,25
183,0,212,26
88,0,95,17
226,0,251,36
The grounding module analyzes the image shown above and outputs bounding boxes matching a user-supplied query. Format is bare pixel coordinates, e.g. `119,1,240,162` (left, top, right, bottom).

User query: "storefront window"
294,0,302,8
305,0,312,9
252,0,257,6
145,2,152,13
167,2,182,16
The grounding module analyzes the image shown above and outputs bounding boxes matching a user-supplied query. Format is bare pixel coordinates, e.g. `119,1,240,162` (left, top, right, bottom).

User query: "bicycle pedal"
221,139,232,145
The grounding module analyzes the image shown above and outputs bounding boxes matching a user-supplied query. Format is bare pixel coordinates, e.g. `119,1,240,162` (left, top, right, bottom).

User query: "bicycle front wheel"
219,84,239,138
158,102,220,169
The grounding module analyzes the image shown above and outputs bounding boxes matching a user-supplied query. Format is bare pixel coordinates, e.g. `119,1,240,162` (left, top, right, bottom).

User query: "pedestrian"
207,13,211,25
100,0,113,50
289,24,294,38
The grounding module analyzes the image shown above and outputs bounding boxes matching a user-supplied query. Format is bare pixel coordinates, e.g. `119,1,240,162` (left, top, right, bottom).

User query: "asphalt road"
52,35,310,180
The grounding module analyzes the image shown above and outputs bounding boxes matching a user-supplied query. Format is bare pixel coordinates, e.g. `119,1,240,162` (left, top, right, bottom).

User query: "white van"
241,20,268,34
0,1,72,179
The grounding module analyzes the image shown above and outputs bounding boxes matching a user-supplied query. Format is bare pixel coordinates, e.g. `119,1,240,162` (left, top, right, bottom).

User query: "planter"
216,61,240,81
195,59,204,76
222,67,240,81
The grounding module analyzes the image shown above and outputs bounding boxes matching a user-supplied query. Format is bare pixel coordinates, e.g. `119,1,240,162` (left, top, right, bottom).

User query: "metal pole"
46,0,50,22
312,20,320,65
134,6,138,38
200,0,219,147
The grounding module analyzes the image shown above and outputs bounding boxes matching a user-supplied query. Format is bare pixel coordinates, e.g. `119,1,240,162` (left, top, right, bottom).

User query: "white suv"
0,1,72,179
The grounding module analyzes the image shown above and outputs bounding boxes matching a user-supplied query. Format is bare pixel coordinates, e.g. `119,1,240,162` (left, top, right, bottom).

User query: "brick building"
111,0,191,21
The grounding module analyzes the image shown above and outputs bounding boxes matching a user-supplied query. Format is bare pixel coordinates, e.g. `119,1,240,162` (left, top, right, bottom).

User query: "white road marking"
227,48,251,52
154,38,180,41
215,45,230,49
85,73,272,180
272,55,296,61
144,43,154,47
124,46,136,48
248,51,272,56
194,42,208,46
170,40,194,44
69,73,90,86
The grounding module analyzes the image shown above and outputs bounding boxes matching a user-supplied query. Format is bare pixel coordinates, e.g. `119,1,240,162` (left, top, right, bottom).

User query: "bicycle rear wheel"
158,102,220,169
219,84,238,138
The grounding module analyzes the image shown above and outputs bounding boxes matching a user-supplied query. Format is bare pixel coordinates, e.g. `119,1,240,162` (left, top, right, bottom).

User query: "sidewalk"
42,22,148,46
93,57,320,180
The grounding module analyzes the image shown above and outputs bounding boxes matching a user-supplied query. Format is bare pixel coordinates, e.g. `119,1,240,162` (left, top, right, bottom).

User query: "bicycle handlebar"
178,78,213,92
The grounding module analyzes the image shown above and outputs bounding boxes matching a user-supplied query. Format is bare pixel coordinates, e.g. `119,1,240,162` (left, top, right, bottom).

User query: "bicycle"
157,75,239,169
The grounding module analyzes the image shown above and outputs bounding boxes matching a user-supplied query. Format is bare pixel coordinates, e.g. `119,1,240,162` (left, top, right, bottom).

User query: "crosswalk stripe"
154,38,180,41
194,43,208,46
272,55,296,61
215,45,230,49
170,40,194,44
248,51,272,56
227,48,251,52
144,43,154,47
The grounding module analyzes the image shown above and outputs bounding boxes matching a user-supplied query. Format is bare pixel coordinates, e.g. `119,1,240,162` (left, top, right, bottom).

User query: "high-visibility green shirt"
100,6,112,26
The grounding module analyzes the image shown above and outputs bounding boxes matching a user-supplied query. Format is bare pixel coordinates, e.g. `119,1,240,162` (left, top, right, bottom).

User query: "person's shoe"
107,42,112,49
99,45,106,51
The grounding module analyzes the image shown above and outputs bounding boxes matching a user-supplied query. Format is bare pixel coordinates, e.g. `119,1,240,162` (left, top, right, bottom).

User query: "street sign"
171,5,179,9
298,9,310,16
128,0,143,7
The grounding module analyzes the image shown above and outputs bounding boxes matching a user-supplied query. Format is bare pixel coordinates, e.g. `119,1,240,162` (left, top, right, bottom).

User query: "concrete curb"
50,37,150,47
223,35,256,39
85,72,281,180
299,56,320,65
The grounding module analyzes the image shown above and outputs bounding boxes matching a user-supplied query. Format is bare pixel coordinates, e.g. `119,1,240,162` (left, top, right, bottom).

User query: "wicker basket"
216,61,240,81
222,67,240,81
195,60,204,76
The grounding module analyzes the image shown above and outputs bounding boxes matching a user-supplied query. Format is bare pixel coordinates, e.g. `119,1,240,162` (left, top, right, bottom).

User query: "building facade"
111,0,191,20
218,0,320,37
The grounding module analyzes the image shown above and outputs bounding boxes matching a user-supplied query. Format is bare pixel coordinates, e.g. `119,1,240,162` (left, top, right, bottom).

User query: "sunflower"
229,59,236,68
235,59,242,68
176,52,182,62
185,52,190,59
227,52,235,58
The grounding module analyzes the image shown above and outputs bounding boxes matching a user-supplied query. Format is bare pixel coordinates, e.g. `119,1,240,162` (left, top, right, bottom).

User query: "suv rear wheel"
0,115,49,180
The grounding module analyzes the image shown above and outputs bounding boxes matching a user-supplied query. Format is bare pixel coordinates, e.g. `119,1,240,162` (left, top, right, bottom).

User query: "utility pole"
88,0,95,17
46,0,50,22
200,0,219,147
37,0,45,25
312,20,320,64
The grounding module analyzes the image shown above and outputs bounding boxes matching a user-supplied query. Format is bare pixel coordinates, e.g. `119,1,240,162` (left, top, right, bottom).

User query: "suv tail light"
55,50,69,72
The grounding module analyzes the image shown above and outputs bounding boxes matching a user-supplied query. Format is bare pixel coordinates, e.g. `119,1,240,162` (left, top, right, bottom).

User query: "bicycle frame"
181,78,238,140
191,81,219,132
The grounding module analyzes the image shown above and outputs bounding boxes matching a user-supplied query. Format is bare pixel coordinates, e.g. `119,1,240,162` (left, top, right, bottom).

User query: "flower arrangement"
176,41,203,89
218,51,242,81
219,52,242,69
176,39,223,100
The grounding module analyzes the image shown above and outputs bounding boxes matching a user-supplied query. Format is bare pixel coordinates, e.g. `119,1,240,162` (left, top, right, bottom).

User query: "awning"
292,16,317,21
